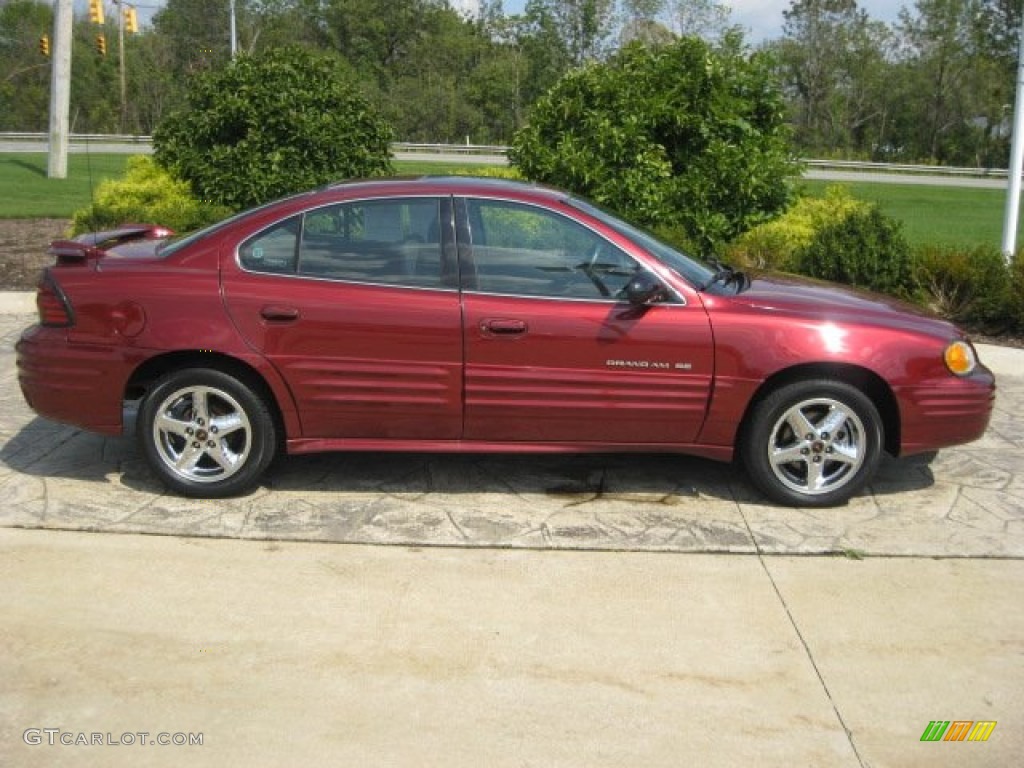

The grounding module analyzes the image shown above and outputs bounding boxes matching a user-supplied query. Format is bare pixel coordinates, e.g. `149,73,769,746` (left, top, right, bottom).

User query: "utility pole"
1002,10,1024,263
47,0,73,179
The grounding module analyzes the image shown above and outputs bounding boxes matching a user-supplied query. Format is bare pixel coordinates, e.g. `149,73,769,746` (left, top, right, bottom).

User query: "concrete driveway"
1,311,1022,557
1,303,1022,767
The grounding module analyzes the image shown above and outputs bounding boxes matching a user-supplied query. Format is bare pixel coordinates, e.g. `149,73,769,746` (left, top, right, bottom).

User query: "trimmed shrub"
1008,252,1024,334
914,244,1011,331
509,35,797,253
70,156,231,236
154,46,393,211
727,186,869,271
795,205,917,298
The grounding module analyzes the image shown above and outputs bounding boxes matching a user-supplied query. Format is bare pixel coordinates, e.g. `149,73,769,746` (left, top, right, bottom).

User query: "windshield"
566,198,717,288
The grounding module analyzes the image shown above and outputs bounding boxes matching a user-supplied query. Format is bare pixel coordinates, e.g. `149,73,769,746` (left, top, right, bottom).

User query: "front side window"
466,200,642,300
239,198,443,288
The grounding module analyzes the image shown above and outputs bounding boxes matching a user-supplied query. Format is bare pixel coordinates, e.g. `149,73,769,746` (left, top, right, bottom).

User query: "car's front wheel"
138,368,276,498
742,379,883,507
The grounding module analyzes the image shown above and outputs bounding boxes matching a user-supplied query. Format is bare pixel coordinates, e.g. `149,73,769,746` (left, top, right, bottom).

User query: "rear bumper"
16,325,132,435
895,366,996,456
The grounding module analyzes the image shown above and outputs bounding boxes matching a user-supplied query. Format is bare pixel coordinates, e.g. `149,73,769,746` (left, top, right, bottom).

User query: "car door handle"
260,305,300,323
480,318,528,336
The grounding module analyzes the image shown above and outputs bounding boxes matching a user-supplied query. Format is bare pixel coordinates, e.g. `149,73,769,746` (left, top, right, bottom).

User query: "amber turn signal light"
944,340,977,376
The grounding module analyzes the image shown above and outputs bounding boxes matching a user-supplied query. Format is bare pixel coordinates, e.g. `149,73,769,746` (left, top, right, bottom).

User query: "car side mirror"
625,273,668,306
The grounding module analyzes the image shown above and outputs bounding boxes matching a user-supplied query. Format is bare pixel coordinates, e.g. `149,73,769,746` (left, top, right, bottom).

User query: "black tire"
138,368,277,498
741,379,883,507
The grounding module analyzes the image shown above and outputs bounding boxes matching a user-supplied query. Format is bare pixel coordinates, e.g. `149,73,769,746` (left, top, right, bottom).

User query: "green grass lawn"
798,179,1017,249
0,153,134,218
0,152,1016,250
0,154,502,219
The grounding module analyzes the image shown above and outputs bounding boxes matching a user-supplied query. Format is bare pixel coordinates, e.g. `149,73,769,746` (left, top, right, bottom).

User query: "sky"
75,0,907,46
729,0,903,43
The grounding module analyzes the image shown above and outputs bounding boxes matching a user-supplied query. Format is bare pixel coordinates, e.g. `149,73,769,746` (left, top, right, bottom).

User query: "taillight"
36,273,74,327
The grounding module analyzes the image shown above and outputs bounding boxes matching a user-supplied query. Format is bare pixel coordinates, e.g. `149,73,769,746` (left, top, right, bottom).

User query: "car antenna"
84,129,98,235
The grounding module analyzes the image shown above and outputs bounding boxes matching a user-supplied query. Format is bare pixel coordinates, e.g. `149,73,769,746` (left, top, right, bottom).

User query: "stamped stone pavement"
2,312,1022,557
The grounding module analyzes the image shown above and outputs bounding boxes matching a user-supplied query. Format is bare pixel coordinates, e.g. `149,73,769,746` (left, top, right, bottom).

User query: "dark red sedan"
16,177,995,506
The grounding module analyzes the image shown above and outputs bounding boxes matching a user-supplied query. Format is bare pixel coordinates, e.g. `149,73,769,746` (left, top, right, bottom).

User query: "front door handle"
260,305,300,323
480,318,528,337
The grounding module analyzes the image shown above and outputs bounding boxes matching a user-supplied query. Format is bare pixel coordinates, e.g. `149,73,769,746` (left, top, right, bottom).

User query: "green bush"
509,34,797,253
795,205,917,298
1008,252,1024,334
914,244,1011,331
452,167,523,180
154,46,393,211
727,186,869,271
70,156,231,236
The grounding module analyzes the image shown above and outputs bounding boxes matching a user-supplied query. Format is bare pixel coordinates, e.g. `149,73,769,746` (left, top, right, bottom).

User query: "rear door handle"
260,305,300,323
480,318,528,336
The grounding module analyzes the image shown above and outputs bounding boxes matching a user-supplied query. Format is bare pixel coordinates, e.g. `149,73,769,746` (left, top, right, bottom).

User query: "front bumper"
895,365,996,456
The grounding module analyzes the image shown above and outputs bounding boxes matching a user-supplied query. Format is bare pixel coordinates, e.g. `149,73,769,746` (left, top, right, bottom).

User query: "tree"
0,0,55,131
666,0,733,42
152,0,236,75
775,0,895,156
509,35,797,251
153,46,393,210
895,0,998,164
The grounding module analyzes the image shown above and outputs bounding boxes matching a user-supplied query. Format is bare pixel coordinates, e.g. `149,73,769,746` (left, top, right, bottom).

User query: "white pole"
230,0,238,57
47,0,73,179
1001,10,1024,263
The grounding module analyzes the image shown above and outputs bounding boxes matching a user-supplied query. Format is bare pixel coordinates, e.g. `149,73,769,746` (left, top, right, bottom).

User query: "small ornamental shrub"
914,244,1011,330
795,205,917,298
70,156,231,236
1008,252,1024,334
728,186,868,271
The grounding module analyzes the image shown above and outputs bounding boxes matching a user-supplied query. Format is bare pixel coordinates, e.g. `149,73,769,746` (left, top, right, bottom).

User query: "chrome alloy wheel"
151,385,253,484
766,397,867,497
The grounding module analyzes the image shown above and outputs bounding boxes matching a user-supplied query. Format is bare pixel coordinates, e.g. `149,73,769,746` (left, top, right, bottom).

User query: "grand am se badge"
605,360,693,370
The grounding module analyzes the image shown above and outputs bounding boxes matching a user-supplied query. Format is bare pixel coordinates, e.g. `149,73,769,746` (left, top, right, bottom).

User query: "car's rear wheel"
742,379,883,507
138,368,276,498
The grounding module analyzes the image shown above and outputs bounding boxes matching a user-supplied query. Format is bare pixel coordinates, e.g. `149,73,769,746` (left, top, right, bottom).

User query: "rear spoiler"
49,224,175,265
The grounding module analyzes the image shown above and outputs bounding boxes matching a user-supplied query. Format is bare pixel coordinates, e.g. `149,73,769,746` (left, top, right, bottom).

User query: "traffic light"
39,34,50,58
89,0,105,25
95,34,107,56
124,6,138,34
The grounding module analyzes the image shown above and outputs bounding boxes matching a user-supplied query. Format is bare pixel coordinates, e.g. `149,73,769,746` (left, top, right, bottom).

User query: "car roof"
322,175,569,202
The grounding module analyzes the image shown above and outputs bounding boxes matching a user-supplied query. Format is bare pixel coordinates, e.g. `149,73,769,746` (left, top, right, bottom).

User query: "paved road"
1,139,1012,187
803,169,1008,189
2,309,1021,557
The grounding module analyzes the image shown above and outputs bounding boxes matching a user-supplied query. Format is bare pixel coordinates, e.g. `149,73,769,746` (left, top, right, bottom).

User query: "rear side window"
239,198,444,289
239,216,300,274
